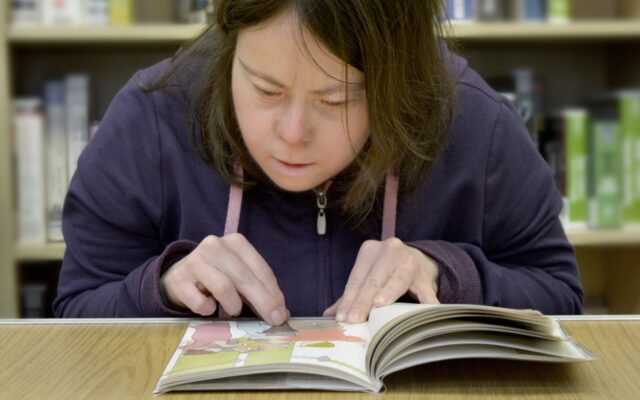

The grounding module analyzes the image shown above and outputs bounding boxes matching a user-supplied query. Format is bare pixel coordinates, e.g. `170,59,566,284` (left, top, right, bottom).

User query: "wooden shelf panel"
15,243,66,261
567,229,640,247
7,21,640,45
8,24,207,44
12,230,640,261
450,21,640,41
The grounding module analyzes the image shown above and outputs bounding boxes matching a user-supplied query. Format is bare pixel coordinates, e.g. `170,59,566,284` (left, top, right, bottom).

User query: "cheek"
346,106,370,153
232,81,266,146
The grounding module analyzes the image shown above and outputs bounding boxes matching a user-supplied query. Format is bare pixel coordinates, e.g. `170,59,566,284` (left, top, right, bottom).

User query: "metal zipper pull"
316,190,327,235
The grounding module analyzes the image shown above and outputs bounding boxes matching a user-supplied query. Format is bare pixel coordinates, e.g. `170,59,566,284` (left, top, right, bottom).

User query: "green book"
589,120,623,228
564,109,588,228
547,0,570,23
619,91,640,226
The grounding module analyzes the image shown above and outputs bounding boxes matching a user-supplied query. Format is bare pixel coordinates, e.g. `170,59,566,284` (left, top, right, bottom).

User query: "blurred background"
1,0,639,318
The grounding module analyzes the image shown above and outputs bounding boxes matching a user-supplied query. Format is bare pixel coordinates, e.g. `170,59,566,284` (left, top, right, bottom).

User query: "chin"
271,178,318,193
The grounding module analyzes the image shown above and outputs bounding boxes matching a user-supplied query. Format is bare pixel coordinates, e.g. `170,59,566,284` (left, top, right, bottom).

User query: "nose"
275,100,312,145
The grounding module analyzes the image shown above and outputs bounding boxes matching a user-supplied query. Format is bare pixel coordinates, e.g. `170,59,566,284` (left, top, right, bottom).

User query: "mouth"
273,158,315,176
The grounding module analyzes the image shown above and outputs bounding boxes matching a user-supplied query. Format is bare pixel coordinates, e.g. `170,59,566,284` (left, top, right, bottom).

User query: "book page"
156,318,375,393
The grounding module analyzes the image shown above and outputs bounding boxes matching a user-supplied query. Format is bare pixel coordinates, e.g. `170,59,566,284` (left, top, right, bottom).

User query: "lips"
272,157,315,177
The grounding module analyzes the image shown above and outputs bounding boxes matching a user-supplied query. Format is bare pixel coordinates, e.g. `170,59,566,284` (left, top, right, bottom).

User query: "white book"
43,80,68,242
14,98,47,245
42,0,84,25
11,0,41,26
65,74,90,185
85,0,110,26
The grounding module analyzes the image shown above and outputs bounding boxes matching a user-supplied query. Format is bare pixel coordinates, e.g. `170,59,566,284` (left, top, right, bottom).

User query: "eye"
254,85,280,97
321,99,347,107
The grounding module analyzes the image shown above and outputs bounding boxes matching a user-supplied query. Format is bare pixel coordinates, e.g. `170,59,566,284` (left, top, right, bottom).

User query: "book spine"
547,0,571,23
109,0,133,25
511,0,546,22
21,283,48,318
11,0,41,25
174,0,192,23
14,98,47,245
43,80,68,243
86,0,110,26
42,0,84,25
564,109,588,228
475,0,504,21
512,68,544,146
589,120,623,228
620,92,640,226
446,0,475,22
66,74,90,185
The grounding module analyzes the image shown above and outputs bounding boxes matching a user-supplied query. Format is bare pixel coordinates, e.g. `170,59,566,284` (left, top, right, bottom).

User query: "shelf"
450,21,640,41
7,21,640,45
7,24,207,45
566,229,640,247
11,230,640,262
15,243,65,261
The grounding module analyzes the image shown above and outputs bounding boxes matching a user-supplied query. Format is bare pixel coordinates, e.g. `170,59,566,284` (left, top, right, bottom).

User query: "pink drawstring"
381,170,399,241
223,166,399,240
223,164,243,236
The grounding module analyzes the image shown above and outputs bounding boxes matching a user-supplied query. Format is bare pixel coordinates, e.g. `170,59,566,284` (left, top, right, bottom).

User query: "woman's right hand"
160,233,289,325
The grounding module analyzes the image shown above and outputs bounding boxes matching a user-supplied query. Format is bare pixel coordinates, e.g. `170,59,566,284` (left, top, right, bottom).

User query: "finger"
178,282,218,316
373,265,414,307
201,237,286,325
336,240,382,322
323,297,342,317
222,233,286,308
411,282,440,305
345,250,400,323
193,262,244,316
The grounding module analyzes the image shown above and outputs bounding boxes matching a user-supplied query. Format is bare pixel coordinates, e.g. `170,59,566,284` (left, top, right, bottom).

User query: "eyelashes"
253,85,348,107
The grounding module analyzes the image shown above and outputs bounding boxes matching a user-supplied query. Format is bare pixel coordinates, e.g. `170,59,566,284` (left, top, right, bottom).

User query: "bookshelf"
1,5,640,317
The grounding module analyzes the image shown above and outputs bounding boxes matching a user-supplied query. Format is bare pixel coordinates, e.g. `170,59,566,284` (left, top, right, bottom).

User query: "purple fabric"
53,52,583,318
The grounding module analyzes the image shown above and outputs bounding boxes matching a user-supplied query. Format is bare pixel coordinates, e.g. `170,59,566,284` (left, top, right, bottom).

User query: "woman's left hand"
323,238,440,323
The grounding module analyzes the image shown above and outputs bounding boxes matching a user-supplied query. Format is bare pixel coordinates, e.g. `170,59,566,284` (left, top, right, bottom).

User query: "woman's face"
231,9,369,192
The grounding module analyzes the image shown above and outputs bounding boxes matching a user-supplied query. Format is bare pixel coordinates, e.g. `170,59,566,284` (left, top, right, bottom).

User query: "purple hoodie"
53,52,583,318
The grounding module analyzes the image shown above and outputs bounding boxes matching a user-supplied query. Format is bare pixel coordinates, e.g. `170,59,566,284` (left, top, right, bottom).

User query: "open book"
154,303,595,394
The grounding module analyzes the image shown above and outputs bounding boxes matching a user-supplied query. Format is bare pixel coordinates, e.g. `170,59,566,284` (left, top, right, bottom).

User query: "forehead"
235,8,363,84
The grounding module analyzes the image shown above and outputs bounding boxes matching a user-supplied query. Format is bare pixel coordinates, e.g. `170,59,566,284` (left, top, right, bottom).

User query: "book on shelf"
43,79,68,243
509,0,546,22
564,109,589,228
475,0,505,21
65,74,90,187
11,0,40,26
13,98,47,245
489,68,545,146
547,0,571,23
109,0,134,25
154,303,595,394
42,0,84,25
619,91,640,227
446,0,474,22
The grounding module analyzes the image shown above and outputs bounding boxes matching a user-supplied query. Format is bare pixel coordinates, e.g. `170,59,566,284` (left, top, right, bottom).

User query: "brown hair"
152,0,456,224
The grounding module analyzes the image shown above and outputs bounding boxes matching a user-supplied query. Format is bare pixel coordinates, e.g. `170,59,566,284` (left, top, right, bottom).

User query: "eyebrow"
238,58,365,96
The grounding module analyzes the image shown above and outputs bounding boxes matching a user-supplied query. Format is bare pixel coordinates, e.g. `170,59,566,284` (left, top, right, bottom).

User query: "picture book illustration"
164,319,372,382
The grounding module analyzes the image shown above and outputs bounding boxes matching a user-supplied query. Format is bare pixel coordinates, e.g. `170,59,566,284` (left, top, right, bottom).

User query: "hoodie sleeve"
53,71,198,317
408,99,583,315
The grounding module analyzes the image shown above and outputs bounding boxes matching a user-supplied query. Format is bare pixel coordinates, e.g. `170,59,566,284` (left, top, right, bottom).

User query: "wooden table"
1,317,639,399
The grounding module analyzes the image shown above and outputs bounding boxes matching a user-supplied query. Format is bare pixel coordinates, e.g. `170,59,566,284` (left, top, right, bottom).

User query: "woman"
54,0,583,323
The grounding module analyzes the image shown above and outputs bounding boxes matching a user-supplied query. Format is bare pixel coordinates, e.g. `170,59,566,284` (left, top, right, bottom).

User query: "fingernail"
271,309,285,326
374,296,386,306
336,311,345,322
347,310,361,323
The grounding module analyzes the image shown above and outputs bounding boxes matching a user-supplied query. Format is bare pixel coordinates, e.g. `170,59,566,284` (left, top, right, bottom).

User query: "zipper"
316,189,327,235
